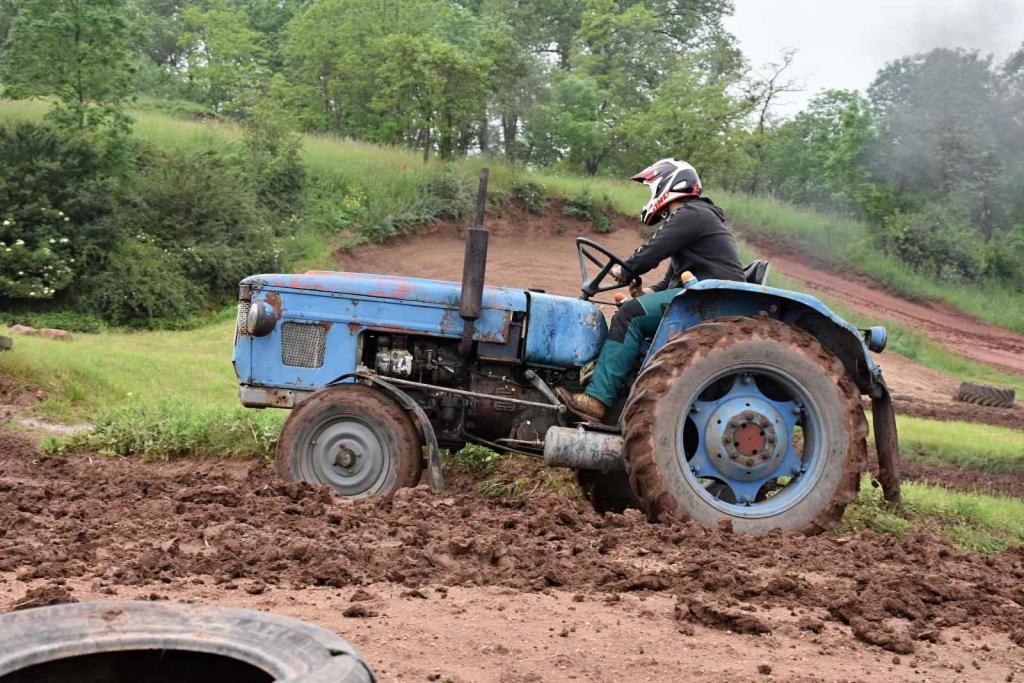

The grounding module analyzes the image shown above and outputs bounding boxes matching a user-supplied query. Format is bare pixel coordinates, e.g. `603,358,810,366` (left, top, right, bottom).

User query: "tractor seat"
742,260,771,285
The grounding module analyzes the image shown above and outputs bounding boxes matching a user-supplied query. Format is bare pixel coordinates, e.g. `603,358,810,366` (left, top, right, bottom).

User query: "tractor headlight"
864,326,887,353
247,301,279,337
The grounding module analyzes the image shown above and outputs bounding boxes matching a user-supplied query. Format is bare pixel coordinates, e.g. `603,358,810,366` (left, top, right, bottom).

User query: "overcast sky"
726,0,1024,116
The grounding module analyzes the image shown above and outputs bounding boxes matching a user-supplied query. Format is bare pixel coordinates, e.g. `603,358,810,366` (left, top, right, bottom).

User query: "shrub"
878,208,983,282
103,147,281,307
238,102,306,215
78,241,204,327
0,309,107,333
422,167,476,221
511,179,549,214
565,186,611,233
0,123,112,302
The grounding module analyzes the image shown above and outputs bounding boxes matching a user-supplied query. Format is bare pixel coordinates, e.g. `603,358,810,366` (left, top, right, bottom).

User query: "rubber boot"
555,388,607,422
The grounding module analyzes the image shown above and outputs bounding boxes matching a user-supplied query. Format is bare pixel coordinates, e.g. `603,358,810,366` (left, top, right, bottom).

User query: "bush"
878,208,983,282
565,186,611,233
102,147,281,309
0,123,112,302
238,102,306,215
78,241,205,327
511,179,549,214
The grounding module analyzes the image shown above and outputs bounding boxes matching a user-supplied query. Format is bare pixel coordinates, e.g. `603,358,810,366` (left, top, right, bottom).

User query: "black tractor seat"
743,260,771,285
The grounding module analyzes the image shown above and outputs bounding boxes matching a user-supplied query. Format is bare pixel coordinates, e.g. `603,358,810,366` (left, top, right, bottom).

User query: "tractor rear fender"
647,281,884,397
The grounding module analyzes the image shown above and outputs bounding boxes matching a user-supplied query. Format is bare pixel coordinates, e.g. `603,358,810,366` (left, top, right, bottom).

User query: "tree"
371,34,487,160
620,59,753,184
868,48,1019,239
1,0,136,135
743,48,801,193
763,90,875,211
179,0,266,115
525,72,613,174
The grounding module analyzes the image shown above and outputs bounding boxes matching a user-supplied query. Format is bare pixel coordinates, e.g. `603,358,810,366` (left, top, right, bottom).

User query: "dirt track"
736,228,1024,377
2,427,1023,682
338,201,1022,420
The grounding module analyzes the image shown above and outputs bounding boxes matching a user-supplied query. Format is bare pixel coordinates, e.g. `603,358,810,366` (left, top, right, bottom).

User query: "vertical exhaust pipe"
459,168,489,356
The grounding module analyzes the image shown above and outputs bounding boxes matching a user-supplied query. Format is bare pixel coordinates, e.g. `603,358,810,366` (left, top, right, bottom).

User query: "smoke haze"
727,0,1024,115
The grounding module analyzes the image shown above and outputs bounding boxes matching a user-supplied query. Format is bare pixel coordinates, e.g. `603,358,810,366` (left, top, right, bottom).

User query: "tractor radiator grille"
281,322,327,368
236,300,251,336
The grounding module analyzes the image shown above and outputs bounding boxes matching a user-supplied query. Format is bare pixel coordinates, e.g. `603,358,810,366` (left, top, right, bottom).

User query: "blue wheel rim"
675,364,825,519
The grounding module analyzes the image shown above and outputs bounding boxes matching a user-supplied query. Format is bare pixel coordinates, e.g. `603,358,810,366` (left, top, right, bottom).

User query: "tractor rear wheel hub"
704,397,786,481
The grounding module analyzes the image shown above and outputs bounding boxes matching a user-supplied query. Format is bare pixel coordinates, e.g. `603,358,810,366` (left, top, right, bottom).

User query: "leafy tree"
1,0,137,135
371,34,487,160
619,60,753,184
178,0,266,114
525,72,612,174
763,90,876,211
0,123,113,302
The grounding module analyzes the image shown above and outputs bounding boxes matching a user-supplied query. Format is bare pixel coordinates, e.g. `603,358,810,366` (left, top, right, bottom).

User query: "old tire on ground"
954,381,1015,409
276,383,422,498
0,600,375,682
622,316,868,535
575,469,643,515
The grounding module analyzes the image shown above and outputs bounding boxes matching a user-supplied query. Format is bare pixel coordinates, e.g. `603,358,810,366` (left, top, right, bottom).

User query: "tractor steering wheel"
576,237,640,300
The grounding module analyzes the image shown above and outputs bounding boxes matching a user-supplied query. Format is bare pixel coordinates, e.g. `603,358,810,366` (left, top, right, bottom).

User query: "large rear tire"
276,383,423,498
622,316,868,535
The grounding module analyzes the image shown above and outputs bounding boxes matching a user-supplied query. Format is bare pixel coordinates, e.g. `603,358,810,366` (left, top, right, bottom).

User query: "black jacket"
622,197,745,290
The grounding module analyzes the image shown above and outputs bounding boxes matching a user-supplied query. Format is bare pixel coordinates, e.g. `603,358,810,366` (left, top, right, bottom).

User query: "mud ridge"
2,428,1022,655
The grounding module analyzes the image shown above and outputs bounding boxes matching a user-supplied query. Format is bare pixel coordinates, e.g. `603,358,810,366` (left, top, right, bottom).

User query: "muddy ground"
1,427,1023,682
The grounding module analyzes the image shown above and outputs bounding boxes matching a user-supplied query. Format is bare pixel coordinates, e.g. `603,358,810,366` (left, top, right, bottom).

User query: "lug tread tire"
0,600,375,681
621,315,868,535
276,383,423,497
954,381,1016,409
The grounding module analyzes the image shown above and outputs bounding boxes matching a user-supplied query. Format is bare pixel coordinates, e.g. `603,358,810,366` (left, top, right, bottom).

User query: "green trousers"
585,288,682,406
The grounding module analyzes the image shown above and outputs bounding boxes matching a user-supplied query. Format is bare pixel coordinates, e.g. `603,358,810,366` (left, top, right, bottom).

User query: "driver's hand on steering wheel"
610,265,630,283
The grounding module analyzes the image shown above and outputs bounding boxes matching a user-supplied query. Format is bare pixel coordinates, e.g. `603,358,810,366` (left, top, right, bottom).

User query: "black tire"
0,600,375,682
622,316,868,535
955,381,1016,409
276,383,423,498
575,469,643,515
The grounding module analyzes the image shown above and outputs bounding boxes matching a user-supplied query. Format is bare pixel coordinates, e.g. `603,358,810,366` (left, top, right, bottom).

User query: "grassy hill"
2,99,1022,335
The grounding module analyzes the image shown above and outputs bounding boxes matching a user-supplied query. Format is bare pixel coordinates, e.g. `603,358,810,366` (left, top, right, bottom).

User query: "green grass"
842,477,1024,552
880,415,1024,476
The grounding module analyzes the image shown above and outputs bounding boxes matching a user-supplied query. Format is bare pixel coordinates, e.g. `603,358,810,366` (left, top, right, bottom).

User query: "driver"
557,158,746,422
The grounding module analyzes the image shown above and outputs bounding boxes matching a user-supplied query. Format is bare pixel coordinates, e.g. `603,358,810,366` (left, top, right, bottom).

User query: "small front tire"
276,384,423,498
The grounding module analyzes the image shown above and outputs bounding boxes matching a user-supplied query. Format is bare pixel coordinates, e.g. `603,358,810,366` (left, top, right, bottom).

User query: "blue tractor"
233,171,900,535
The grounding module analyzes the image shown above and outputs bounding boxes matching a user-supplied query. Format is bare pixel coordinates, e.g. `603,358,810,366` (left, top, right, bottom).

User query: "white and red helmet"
631,158,702,226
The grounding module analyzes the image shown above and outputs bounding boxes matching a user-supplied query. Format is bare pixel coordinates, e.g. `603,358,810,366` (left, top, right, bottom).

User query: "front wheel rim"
675,364,826,519
300,415,392,497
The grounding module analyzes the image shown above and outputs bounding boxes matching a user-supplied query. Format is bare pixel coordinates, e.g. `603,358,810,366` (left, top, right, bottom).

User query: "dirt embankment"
2,427,1023,681
736,227,1024,377
338,199,1021,423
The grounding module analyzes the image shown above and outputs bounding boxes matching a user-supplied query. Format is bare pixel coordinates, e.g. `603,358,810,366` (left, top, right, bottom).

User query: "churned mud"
2,427,1022,681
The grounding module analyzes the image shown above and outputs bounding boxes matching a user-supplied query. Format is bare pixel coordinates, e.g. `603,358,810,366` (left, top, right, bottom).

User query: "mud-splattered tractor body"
233,171,899,534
